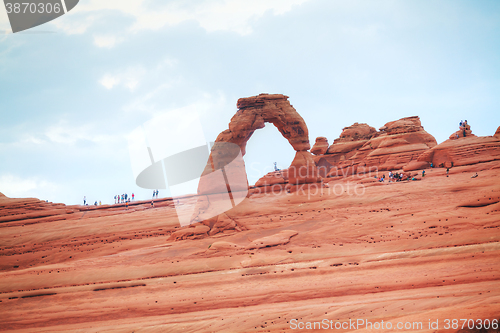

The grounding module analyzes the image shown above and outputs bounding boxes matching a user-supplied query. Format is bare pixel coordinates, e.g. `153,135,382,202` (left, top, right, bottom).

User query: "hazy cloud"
50,0,311,35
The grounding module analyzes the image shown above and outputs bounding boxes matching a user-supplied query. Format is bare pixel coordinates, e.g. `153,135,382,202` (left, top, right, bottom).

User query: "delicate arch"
216,93,310,156
190,94,314,225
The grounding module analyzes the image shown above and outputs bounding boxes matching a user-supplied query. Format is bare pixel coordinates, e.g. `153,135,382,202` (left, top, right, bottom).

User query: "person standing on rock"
422,170,425,177
83,196,86,205
132,193,135,201
446,167,450,177
156,190,159,198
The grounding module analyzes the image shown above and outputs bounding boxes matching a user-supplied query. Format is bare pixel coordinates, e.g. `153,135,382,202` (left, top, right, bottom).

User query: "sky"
0,0,499,205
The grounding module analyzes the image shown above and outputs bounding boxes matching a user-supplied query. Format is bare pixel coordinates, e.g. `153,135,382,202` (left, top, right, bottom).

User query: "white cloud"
50,12,98,35
94,35,122,48
0,174,60,200
99,66,147,91
99,74,120,89
44,121,117,145
52,0,311,35
22,136,46,145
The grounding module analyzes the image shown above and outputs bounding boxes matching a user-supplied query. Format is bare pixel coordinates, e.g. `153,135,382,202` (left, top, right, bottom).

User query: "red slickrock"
323,117,437,175
1,160,499,332
310,136,329,155
409,133,500,169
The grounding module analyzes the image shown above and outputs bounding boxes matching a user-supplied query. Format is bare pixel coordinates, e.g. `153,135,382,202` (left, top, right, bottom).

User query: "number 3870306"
5,2,62,14
444,319,498,330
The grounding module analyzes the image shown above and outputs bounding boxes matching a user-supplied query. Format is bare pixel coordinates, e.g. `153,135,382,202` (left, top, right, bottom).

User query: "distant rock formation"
317,116,437,175
405,125,500,170
287,150,322,188
0,192,174,226
310,137,329,155
449,120,475,140
321,123,377,171
251,113,500,185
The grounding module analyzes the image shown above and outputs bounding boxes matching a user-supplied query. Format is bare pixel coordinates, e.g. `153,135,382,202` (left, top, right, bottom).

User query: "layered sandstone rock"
251,170,288,195
322,117,437,175
218,93,310,155
408,133,500,169
449,121,475,140
310,137,329,155
0,192,172,225
325,123,376,157
196,94,311,196
288,151,322,185
1,162,500,332
254,170,288,187
192,94,318,225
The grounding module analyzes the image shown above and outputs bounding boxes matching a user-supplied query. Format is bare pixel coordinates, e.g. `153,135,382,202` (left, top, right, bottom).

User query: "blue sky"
0,0,499,205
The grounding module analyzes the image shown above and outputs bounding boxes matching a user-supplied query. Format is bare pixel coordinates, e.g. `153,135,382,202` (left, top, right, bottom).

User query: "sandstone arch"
198,93,314,195
216,93,311,156
190,93,319,227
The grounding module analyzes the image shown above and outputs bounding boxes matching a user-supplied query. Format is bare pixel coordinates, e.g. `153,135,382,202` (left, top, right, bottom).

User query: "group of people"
377,171,425,182
459,120,468,138
115,193,134,204
387,171,405,182
82,196,102,206
83,191,162,206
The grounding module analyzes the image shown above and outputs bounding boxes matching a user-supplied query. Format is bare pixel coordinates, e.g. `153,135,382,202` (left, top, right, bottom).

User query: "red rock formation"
216,93,310,155
495,126,500,138
407,133,500,169
337,122,377,141
322,117,436,175
449,120,475,140
254,170,288,187
196,94,312,195
310,137,329,155
193,94,319,225
288,151,322,185
251,170,288,195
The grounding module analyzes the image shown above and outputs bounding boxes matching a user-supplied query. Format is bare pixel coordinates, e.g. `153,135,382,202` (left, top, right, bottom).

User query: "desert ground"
1,160,499,332
1,95,500,332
